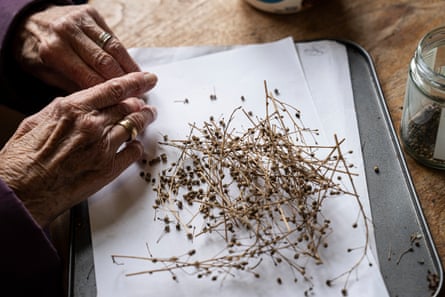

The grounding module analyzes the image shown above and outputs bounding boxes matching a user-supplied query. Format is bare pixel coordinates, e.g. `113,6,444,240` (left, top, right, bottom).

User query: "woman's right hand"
0,72,157,228
13,4,141,92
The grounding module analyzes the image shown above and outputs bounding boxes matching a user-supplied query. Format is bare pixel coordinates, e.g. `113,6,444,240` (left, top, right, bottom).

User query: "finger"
80,28,140,74
84,7,141,73
113,141,145,173
109,105,157,150
40,39,106,89
68,72,157,110
71,140,144,207
68,29,127,81
67,6,140,75
101,97,146,126
95,33,141,74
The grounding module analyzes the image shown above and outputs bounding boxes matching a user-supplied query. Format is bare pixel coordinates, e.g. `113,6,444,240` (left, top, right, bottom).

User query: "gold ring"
97,31,112,49
116,118,138,142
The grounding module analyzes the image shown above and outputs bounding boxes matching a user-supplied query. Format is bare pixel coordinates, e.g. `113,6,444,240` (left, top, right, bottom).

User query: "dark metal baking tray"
68,40,443,297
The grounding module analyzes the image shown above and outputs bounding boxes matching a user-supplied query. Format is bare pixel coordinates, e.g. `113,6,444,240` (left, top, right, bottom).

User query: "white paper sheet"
88,38,389,297
295,41,378,260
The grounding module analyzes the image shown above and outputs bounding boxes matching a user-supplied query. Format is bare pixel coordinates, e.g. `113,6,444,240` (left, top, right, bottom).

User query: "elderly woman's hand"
12,4,140,92
0,72,157,228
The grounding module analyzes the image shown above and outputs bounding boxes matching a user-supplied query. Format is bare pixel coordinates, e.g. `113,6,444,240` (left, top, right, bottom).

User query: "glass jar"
401,26,445,169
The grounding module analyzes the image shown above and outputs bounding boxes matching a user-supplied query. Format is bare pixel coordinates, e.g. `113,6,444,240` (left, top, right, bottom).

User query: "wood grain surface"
89,0,445,294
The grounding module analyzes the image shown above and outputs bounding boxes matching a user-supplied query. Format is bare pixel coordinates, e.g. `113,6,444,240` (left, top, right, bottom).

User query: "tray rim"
339,38,443,296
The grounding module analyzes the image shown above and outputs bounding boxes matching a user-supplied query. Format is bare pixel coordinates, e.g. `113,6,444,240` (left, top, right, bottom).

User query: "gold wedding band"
116,118,138,142
97,31,113,49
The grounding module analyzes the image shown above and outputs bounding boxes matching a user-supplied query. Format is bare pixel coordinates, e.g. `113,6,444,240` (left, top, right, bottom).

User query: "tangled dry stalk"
112,82,370,296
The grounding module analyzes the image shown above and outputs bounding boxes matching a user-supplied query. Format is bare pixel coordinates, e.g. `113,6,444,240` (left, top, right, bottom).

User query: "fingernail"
144,72,157,86
137,98,146,108
139,94,148,103
143,105,158,123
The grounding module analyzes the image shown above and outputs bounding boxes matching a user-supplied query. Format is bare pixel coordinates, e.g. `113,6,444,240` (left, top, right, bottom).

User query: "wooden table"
89,0,445,294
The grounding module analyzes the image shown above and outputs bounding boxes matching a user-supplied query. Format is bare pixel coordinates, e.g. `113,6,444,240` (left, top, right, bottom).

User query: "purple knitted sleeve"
0,180,62,296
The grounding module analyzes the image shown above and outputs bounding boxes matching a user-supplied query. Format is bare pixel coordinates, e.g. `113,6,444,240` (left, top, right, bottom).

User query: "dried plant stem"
113,82,371,294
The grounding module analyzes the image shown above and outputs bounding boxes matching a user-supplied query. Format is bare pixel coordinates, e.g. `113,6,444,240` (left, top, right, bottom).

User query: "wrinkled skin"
12,4,140,92
0,72,158,228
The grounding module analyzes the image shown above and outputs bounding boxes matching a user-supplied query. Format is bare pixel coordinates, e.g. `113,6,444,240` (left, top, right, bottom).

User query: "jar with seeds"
401,26,445,169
